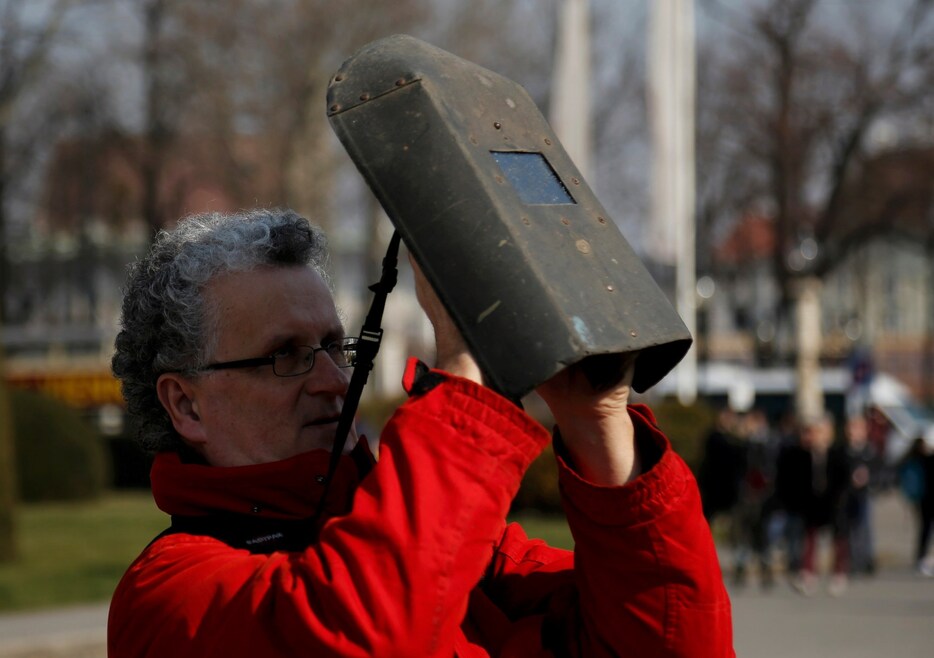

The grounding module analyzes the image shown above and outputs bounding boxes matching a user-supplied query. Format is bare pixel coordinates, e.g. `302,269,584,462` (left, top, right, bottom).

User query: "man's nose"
304,352,351,395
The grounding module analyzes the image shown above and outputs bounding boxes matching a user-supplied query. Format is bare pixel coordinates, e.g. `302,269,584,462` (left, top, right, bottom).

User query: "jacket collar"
150,439,376,521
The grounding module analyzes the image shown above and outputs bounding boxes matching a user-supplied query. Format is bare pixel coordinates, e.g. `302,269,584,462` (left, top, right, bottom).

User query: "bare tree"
130,0,210,236
102,0,244,236
696,0,934,336
0,0,86,564
0,0,81,318
113,1,436,232
232,0,432,223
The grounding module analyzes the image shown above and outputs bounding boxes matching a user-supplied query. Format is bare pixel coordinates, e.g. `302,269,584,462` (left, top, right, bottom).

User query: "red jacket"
108,361,733,657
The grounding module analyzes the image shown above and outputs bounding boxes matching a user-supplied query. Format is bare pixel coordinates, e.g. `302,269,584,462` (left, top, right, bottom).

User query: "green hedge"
650,397,717,472
356,394,408,441
513,444,562,513
358,392,715,514
511,396,717,514
10,388,108,503
0,379,16,561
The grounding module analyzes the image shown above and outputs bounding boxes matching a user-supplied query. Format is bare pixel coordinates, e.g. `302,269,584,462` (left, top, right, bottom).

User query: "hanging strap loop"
313,231,403,529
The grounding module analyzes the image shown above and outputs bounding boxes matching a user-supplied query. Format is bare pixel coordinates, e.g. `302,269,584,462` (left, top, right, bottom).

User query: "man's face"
802,419,832,452
845,416,868,448
181,266,357,467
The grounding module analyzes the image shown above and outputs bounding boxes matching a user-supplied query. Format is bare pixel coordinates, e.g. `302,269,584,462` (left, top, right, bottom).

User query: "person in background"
107,209,735,657
732,409,780,589
898,436,934,577
698,408,750,586
842,414,877,576
775,413,850,596
698,407,746,523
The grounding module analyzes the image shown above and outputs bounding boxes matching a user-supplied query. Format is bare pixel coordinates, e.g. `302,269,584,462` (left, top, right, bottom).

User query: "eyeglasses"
199,337,359,377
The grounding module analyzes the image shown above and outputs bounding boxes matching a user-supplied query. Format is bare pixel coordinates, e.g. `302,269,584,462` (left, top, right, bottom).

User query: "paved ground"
0,603,107,658
732,569,934,657
0,491,930,657
728,490,934,657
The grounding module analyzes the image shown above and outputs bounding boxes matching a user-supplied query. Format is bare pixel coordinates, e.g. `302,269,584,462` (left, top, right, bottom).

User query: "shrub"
358,391,715,514
10,388,108,502
356,393,408,440
511,396,719,513
650,397,718,472
512,444,563,514
512,395,562,514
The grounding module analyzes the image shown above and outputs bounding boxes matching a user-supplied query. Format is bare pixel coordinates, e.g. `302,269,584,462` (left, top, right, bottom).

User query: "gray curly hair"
112,208,329,454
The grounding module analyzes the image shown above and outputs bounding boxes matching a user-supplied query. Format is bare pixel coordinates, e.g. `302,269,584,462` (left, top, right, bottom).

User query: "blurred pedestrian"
865,406,893,487
698,408,754,587
898,436,934,576
698,408,746,523
775,413,850,595
843,414,877,576
730,409,780,589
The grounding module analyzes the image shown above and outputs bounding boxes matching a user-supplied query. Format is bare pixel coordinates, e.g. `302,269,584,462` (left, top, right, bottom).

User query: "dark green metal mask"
327,34,691,399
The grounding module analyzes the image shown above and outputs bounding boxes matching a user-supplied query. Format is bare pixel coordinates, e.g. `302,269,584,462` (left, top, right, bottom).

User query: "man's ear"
156,373,208,449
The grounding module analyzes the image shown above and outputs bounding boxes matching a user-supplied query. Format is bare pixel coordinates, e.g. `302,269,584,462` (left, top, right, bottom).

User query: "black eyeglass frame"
198,337,359,377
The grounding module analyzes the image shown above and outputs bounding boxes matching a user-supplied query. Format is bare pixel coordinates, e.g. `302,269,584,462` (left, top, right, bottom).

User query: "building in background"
2,132,429,452
701,147,934,402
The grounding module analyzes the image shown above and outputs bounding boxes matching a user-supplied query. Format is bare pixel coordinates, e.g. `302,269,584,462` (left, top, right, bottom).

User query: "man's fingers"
578,353,637,392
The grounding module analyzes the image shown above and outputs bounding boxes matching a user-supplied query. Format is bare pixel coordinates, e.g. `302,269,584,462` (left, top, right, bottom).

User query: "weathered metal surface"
327,34,691,398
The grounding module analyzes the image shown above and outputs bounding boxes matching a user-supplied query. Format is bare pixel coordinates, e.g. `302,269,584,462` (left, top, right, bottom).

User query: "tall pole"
649,0,697,404
550,0,592,179
924,217,934,405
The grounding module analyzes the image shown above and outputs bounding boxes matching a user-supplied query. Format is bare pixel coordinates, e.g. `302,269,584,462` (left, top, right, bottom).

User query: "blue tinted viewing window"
491,151,576,205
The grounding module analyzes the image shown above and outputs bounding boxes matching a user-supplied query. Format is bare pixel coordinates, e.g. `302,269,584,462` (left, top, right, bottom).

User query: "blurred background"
0,0,933,654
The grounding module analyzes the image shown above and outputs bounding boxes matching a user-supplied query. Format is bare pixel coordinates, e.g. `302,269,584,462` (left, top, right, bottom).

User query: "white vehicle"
873,401,934,464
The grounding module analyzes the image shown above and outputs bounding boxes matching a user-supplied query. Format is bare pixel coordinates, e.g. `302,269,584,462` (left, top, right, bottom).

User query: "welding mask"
326,34,691,400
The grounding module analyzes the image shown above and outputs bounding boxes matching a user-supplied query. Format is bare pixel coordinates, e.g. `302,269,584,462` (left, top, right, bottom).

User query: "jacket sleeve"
484,404,735,658
108,361,551,658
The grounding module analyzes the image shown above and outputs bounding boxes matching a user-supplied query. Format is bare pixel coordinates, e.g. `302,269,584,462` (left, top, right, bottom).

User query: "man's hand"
409,254,483,384
411,253,640,485
536,353,640,486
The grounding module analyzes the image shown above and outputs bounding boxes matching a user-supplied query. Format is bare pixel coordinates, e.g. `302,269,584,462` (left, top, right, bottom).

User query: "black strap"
165,514,318,554
312,231,403,529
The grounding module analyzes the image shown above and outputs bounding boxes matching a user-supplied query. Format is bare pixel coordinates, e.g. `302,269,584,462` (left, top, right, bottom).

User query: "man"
108,208,733,657
899,436,934,576
842,414,876,576
775,413,850,596
697,407,745,523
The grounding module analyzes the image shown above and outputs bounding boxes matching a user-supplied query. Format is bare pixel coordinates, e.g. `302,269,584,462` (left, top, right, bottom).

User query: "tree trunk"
141,0,170,238
794,275,824,421
282,68,335,233
924,233,934,405
0,125,13,560
0,340,17,563
0,134,8,321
